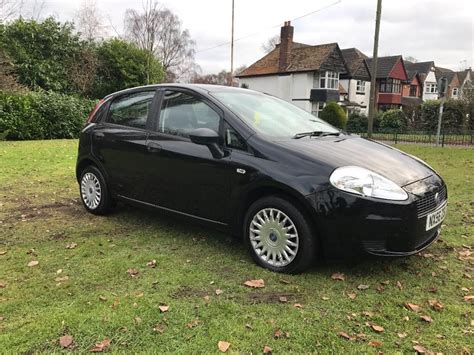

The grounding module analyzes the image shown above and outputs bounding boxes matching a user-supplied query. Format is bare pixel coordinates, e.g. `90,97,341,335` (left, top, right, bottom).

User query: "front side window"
356,80,366,93
425,82,438,93
159,91,221,138
212,90,339,138
107,91,155,129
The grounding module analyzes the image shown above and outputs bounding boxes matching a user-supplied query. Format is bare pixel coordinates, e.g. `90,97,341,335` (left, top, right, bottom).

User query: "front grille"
416,185,447,218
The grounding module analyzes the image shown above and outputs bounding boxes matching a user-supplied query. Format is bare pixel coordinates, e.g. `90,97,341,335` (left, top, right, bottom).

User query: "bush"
0,91,96,140
420,100,440,131
380,109,408,131
319,102,347,129
442,99,465,131
346,112,368,132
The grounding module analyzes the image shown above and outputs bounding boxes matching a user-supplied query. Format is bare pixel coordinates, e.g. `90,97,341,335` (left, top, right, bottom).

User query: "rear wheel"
79,165,113,215
244,196,317,273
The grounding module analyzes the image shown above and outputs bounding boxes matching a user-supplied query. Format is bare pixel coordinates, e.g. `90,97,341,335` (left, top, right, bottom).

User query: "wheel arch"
76,156,108,183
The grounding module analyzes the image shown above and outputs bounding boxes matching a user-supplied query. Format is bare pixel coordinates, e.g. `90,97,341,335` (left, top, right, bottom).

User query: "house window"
316,71,339,89
356,80,366,94
311,102,325,117
425,82,438,93
379,78,401,93
409,85,417,97
452,87,459,97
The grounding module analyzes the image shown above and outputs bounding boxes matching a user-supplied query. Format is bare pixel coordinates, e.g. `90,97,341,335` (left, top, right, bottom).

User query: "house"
404,61,438,101
236,21,348,117
339,48,371,115
401,66,423,108
435,67,460,99
365,55,408,111
456,68,472,95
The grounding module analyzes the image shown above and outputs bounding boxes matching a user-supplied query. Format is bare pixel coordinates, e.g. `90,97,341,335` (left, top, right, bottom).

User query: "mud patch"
170,286,209,299
247,291,298,304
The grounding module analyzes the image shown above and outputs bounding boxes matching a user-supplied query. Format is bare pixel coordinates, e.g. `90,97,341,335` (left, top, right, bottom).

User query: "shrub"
442,99,465,132
346,112,368,132
379,109,408,131
420,100,440,131
319,102,347,129
0,91,96,140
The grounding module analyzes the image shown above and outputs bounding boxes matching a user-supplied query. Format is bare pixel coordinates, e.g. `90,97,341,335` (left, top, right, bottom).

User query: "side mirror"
189,128,224,159
189,128,219,145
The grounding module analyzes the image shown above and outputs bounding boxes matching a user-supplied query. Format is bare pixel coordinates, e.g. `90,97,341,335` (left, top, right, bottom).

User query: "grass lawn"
0,140,473,353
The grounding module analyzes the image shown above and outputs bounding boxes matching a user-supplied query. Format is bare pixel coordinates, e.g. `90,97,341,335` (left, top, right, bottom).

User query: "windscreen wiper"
293,131,341,139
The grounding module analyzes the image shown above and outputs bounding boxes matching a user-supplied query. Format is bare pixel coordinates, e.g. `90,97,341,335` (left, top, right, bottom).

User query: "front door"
143,89,233,224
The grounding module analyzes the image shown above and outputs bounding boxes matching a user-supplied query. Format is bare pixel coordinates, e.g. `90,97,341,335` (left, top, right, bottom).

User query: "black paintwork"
77,84,447,258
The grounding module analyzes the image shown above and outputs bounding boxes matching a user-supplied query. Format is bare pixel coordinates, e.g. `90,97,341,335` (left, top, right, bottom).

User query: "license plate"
425,203,447,231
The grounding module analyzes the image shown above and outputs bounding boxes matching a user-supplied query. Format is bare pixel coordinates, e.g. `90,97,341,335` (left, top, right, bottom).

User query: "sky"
23,0,474,74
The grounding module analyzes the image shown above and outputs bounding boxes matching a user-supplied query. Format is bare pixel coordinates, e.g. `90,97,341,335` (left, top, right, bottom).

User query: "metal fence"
348,130,474,147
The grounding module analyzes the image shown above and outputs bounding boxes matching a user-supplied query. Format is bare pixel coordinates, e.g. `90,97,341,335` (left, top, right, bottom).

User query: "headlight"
329,166,408,201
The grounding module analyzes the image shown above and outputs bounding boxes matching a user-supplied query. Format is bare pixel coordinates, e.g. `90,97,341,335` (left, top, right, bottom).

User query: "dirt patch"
1,200,82,223
247,291,298,304
170,286,209,299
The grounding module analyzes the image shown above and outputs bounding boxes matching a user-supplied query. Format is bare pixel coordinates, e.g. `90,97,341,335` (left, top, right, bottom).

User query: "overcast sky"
29,0,473,74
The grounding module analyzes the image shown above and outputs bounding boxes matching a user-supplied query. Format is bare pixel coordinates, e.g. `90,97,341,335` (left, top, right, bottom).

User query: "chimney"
278,21,294,72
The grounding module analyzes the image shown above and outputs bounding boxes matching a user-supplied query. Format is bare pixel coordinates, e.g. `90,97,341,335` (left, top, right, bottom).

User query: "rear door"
91,90,158,200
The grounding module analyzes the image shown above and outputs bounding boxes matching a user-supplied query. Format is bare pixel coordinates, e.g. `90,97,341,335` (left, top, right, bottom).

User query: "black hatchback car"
77,84,447,273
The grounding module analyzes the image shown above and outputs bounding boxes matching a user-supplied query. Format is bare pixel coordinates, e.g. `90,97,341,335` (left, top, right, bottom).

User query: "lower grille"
416,185,447,218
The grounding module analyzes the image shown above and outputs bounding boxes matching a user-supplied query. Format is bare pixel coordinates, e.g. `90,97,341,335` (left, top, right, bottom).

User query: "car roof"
103,83,259,99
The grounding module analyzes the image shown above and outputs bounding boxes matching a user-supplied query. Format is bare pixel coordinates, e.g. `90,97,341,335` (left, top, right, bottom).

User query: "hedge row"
0,91,96,140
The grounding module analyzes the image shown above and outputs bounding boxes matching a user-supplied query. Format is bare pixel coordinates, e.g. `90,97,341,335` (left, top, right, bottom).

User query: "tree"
0,49,24,91
124,1,197,81
0,17,83,92
261,35,279,53
404,56,418,63
0,0,24,22
461,81,473,130
379,109,408,131
76,0,107,40
68,46,99,96
319,102,347,129
91,38,164,98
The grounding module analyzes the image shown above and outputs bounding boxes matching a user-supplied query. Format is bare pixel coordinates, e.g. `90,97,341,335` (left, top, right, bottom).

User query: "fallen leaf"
186,319,200,329
362,311,374,317
147,260,157,268
54,276,69,282
331,272,345,281
428,299,444,311
218,340,230,352
273,329,289,338
99,296,107,301
27,260,39,267
357,284,369,290
203,295,210,303
153,324,165,333
244,279,265,288
338,331,355,341
0,250,7,255
65,242,77,249
279,296,287,303
396,281,403,290
405,303,422,312
134,317,142,325
59,335,73,348
245,323,253,329
215,289,223,296
347,292,357,299
420,315,433,323
293,303,303,309
127,268,139,277
263,345,272,353
397,332,407,338
463,295,474,302
368,340,382,347
413,344,427,353
321,296,330,300
279,279,290,284
159,304,169,313
90,337,110,352
370,324,384,333
0,282,5,288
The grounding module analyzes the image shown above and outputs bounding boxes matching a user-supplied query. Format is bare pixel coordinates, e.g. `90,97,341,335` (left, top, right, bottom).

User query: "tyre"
79,165,113,215
244,196,317,273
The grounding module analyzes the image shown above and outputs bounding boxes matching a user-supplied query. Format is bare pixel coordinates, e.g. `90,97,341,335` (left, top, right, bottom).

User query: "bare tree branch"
76,0,107,40
261,35,279,53
0,0,24,22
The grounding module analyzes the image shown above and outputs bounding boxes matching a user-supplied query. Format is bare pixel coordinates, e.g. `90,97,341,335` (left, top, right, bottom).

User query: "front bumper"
307,175,447,259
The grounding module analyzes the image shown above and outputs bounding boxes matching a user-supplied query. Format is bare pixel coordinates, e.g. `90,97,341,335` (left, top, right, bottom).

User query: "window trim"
314,71,340,90
153,87,225,142
356,80,366,94
104,89,158,130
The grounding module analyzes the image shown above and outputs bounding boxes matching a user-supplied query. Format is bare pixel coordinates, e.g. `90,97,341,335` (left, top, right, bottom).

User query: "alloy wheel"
81,172,102,209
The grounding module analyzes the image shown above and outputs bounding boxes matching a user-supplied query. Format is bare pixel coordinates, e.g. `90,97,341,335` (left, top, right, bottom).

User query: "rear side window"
107,91,155,129
159,91,221,138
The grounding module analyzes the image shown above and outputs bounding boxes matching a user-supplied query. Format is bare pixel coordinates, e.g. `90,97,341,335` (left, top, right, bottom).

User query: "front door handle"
93,132,105,140
146,141,162,153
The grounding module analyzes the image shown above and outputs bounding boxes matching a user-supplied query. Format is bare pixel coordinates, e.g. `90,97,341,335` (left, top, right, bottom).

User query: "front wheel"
79,165,113,215
244,196,318,273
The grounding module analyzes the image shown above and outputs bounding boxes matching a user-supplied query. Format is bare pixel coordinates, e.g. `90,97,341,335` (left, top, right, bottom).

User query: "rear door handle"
146,141,162,153
93,132,105,140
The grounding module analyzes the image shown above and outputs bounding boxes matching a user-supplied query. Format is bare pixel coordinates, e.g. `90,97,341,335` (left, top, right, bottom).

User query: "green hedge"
0,91,96,140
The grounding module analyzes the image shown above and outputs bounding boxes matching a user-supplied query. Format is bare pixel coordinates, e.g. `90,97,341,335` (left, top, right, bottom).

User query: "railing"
347,130,474,147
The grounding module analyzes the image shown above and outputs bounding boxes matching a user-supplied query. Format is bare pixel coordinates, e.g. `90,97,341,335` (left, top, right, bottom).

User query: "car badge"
434,192,439,204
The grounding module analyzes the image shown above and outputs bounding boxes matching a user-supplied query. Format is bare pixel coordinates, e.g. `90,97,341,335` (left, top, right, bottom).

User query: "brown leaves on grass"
218,340,231,352
338,331,355,341
147,260,157,268
186,319,200,329
59,335,74,348
463,295,474,303
27,260,39,267
331,272,345,281
279,296,287,303
153,324,166,334
420,315,433,323
65,242,77,249
368,340,382,347
263,345,272,353
0,250,7,255
357,284,369,290
413,344,427,353
370,324,384,333
90,337,110,352
293,303,303,309
405,303,422,312
428,299,444,311
127,268,139,278
215,289,223,296
158,304,169,313
244,279,265,288
458,249,472,261
274,329,290,339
